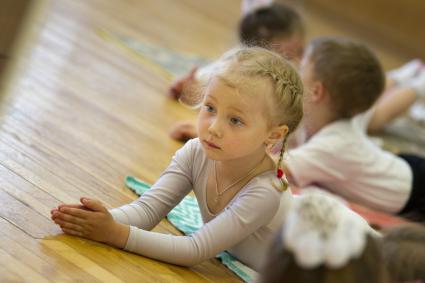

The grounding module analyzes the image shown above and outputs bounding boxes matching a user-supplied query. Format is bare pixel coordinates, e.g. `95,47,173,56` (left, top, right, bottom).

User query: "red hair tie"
277,168,284,179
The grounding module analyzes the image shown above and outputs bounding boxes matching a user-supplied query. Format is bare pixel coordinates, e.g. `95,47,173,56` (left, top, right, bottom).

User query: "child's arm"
53,185,281,267
368,86,417,132
169,60,221,100
115,185,282,267
169,67,198,99
108,155,196,230
169,120,198,142
52,139,197,243
51,139,282,267
110,140,201,230
51,174,192,246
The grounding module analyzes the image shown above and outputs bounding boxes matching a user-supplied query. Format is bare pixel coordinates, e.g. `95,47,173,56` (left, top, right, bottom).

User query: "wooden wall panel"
285,0,425,58
0,0,30,55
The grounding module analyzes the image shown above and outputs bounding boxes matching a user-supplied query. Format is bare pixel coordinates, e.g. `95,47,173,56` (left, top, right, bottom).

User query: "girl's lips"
204,140,221,149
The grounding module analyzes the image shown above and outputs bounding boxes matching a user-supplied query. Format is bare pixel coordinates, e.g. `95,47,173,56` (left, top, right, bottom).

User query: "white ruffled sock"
387,59,423,85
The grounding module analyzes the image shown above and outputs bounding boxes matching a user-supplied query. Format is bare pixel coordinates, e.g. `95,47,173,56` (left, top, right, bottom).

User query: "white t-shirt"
286,109,412,213
110,138,293,270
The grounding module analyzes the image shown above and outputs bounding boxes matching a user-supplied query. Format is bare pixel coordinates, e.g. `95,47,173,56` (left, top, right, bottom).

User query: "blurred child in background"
381,223,425,282
260,189,388,283
285,37,425,220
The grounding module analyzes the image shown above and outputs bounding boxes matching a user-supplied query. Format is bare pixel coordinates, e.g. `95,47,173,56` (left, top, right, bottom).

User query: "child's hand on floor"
51,197,129,248
50,203,89,215
168,67,197,100
169,120,197,142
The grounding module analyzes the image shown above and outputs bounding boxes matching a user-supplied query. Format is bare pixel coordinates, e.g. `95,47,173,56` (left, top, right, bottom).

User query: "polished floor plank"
0,0,243,281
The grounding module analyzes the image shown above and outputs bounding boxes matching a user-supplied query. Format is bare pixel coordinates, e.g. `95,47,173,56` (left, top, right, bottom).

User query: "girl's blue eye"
230,117,242,125
205,105,215,113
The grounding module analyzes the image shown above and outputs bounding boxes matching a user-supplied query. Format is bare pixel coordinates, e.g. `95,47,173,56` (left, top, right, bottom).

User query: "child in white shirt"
286,37,425,217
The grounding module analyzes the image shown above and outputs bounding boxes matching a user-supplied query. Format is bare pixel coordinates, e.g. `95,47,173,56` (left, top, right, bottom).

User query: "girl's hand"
51,197,129,248
50,203,88,216
168,67,197,100
169,120,197,142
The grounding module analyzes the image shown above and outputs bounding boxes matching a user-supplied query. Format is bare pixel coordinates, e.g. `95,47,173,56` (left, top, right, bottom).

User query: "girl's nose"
208,117,223,138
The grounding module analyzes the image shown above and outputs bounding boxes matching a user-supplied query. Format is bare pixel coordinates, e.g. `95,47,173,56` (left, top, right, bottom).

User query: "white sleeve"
122,186,280,267
286,136,348,187
352,108,375,132
110,140,195,230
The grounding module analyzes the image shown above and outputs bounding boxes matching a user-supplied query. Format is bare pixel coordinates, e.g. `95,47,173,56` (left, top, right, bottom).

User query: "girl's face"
270,32,305,68
197,77,273,162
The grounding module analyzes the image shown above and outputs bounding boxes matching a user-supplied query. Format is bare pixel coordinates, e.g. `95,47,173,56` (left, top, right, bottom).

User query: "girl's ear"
310,81,326,103
266,124,289,146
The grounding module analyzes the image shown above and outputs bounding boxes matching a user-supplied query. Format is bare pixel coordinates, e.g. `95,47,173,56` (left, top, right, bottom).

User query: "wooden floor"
0,0,243,282
0,0,412,282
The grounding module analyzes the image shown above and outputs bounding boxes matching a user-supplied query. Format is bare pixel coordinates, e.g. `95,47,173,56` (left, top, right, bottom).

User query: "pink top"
110,138,293,270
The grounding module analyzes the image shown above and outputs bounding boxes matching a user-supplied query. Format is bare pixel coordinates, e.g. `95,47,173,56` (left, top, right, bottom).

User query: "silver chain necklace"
213,154,267,203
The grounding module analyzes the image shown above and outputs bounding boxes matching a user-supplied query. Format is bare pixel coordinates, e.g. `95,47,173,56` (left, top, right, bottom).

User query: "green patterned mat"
98,29,210,80
125,176,257,282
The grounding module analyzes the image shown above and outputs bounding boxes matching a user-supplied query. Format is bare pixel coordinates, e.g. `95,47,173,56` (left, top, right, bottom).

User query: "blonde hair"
181,47,303,131
180,47,304,190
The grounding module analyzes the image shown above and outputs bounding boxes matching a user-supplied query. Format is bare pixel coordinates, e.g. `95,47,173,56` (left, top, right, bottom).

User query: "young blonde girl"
50,47,303,270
